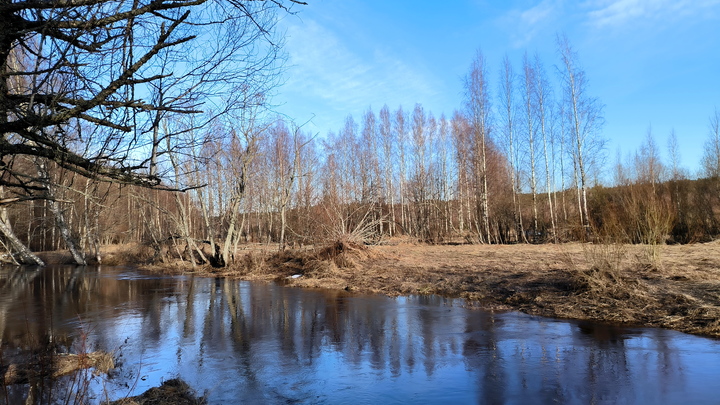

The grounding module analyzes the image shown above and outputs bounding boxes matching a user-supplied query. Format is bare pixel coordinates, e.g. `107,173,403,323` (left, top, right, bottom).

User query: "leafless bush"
575,242,627,293
320,203,388,246
560,234,632,296
236,251,270,275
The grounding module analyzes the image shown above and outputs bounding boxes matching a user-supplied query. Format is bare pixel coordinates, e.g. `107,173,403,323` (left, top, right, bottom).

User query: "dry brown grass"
2,351,114,386
52,351,114,378
109,378,205,405
35,243,155,266
275,241,720,338
99,243,155,266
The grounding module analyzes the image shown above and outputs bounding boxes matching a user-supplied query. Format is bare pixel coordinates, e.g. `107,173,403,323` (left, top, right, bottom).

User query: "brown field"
39,240,720,338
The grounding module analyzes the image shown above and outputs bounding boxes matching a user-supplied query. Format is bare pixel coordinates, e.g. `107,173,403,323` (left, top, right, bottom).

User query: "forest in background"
1,1,719,268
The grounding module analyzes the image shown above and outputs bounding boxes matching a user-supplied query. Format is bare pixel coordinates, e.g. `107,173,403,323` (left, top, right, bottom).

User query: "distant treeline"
2,31,720,267
2,110,719,267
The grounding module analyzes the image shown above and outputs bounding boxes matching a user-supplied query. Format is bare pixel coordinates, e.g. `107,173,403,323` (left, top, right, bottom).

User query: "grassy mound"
110,378,205,405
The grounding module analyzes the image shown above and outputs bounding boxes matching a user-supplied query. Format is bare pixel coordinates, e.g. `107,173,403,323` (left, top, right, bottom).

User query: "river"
1,265,719,404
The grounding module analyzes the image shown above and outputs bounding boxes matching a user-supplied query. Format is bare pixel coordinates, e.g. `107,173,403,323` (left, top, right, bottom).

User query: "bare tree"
272,122,300,251
497,55,525,242
2,0,303,188
667,129,683,181
451,111,472,234
410,103,429,239
629,130,672,261
292,131,318,245
522,53,539,241
394,106,409,234
635,127,664,191
319,116,367,240
35,158,86,264
273,121,313,250
0,186,44,265
360,107,381,231
534,54,557,241
378,104,396,235
556,100,570,225
557,34,604,235
436,114,451,234
464,50,492,243
220,99,272,262
702,108,720,178
0,0,304,263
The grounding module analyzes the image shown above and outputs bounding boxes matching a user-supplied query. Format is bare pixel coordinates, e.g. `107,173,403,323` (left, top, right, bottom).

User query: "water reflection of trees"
0,266,702,403
0,266,173,345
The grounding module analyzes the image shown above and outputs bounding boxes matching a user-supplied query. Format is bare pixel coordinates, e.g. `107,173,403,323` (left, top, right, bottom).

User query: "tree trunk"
36,159,87,265
0,217,45,266
221,196,242,265
0,191,44,266
480,131,491,243
543,130,557,242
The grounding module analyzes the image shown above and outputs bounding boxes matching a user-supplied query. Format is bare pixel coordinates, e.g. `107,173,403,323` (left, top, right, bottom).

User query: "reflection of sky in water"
2,266,720,404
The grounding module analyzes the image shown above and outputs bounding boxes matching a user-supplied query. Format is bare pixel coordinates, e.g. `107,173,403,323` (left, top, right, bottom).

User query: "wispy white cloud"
521,0,557,25
586,0,720,27
281,19,440,131
502,0,562,48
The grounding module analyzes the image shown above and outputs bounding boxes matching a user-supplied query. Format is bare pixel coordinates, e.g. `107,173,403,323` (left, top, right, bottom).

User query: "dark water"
1,266,720,404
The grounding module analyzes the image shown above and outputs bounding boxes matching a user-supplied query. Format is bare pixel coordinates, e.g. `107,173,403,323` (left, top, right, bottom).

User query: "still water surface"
1,265,720,404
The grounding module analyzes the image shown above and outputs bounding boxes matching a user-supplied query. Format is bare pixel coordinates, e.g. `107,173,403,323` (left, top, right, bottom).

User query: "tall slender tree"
379,105,396,235
702,108,720,178
394,106,409,234
557,34,604,235
498,55,526,242
464,50,492,243
534,54,556,241
522,53,539,241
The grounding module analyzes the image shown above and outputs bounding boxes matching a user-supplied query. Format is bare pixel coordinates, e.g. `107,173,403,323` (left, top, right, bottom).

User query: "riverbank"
38,240,720,338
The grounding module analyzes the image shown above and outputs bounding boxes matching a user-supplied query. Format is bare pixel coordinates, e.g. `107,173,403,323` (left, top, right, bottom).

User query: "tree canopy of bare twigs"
0,0,305,193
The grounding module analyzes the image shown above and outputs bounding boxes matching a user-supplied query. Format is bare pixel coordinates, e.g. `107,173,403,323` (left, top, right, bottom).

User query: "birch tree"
451,111,472,234
464,50,492,243
436,114,452,234
217,105,268,264
1,0,304,189
557,34,604,235
522,53,540,241
702,108,720,178
35,159,87,264
534,54,557,241
498,55,524,242
273,122,308,251
0,0,304,263
394,106,409,233
410,104,429,239
379,104,396,235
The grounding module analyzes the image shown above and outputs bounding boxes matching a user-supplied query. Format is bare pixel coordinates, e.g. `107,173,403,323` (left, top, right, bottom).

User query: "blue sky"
275,0,720,176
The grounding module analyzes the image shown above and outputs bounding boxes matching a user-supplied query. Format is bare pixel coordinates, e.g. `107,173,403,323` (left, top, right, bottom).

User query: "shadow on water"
1,265,720,404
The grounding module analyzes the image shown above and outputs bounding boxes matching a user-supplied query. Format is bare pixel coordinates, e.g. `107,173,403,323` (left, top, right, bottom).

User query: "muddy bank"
194,241,720,338
36,241,720,338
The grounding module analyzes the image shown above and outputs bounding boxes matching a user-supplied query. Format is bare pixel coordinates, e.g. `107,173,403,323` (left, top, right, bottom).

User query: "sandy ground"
36,240,720,338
